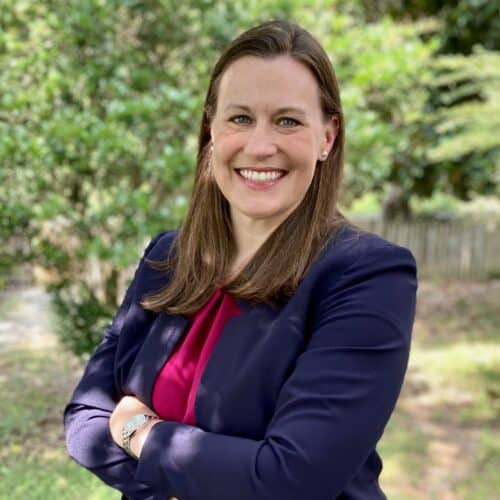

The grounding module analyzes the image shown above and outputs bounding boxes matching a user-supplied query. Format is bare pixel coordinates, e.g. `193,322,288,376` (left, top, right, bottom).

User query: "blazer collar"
125,313,190,407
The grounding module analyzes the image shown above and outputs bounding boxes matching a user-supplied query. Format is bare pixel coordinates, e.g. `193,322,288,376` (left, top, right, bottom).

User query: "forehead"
216,55,322,113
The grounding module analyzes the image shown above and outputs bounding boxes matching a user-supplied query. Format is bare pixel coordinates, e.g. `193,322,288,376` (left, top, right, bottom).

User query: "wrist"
121,413,160,459
129,418,161,459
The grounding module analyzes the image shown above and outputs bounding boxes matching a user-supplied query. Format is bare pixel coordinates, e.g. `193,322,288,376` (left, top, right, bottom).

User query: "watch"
122,414,159,459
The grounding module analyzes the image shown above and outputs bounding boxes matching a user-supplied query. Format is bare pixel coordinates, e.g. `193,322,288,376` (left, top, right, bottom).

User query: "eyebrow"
224,104,308,117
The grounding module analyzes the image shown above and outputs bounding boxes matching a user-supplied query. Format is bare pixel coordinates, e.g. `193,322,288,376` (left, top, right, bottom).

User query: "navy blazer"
64,225,417,500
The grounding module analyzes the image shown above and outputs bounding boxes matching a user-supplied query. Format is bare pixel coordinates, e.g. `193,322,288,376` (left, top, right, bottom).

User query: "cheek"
213,126,242,158
211,136,239,188
288,135,318,167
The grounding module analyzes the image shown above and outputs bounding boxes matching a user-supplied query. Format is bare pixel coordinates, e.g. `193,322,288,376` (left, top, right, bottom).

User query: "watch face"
124,414,148,435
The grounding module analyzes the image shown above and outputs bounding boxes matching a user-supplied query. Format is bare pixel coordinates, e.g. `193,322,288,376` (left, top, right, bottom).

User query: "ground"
0,279,498,499
379,280,500,499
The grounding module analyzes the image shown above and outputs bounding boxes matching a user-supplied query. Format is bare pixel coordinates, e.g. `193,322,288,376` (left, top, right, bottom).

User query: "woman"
64,20,417,500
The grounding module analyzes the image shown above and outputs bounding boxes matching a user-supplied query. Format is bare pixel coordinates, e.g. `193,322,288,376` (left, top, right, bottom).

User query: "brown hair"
142,19,351,316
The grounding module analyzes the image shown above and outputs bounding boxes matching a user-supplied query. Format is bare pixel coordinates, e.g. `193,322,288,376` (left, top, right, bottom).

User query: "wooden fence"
3,218,499,284
353,217,500,279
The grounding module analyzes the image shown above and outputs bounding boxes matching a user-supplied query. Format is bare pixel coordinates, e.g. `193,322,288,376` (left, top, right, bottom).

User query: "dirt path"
397,389,481,499
0,286,57,351
389,279,500,499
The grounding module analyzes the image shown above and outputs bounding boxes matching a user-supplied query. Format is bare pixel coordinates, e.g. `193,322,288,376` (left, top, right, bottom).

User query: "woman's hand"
109,395,161,459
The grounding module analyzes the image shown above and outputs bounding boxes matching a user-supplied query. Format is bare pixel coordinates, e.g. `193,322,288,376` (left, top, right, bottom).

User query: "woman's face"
210,55,337,230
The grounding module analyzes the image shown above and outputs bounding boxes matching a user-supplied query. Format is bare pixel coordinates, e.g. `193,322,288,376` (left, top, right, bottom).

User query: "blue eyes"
229,115,300,128
280,117,300,127
231,115,251,125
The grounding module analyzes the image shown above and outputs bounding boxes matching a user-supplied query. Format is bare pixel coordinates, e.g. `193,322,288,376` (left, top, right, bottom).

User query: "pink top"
151,288,241,425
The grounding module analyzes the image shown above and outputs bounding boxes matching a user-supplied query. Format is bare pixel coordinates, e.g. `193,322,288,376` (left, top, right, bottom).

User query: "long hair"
142,19,352,316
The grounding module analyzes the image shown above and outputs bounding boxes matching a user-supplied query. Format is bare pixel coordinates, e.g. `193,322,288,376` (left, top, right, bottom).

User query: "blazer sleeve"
133,243,418,500
63,233,168,500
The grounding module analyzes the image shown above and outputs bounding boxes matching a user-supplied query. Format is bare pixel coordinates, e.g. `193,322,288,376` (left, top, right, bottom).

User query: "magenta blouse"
151,288,241,425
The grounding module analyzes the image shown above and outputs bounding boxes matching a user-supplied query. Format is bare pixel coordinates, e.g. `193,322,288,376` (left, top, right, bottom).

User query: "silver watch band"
122,414,159,459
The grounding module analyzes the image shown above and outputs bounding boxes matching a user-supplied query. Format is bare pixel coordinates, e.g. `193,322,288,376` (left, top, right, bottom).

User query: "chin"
242,209,288,223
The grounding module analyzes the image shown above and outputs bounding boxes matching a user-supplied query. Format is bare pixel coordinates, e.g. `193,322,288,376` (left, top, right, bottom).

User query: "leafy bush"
1,0,498,354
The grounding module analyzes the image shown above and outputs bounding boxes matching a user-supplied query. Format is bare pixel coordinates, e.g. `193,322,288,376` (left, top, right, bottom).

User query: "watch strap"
122,414,159,459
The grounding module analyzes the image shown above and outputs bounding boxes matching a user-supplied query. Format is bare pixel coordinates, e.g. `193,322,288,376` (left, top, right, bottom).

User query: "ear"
318,115,339,160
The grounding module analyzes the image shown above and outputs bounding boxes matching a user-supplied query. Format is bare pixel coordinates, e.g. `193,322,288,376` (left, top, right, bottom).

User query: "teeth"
239,169,285,182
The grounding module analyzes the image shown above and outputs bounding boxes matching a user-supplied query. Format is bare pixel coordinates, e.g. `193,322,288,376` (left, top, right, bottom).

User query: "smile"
236,169,287,182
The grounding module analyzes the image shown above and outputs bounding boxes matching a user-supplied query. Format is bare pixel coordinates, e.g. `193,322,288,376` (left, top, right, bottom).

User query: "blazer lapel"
125,312,190,407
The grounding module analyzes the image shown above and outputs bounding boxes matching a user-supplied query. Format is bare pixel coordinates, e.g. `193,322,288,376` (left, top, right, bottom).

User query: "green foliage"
51,284,115,357
426,49,500,198
322,16,439,201
440,0,500,54
0,0,291,354
410,192,461,217
358,0,500,53
344,192,382,217
351,0,500,203
1,0,498,353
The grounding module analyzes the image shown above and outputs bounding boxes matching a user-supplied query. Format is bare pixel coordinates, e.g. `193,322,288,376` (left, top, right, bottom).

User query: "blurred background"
0,0,498,498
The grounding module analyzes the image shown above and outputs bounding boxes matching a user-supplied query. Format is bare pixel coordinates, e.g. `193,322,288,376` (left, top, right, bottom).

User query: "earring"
320,150,328,160
210,143,214,152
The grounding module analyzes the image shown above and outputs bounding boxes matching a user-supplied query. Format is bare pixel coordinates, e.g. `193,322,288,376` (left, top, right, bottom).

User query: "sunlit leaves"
1,0,498,354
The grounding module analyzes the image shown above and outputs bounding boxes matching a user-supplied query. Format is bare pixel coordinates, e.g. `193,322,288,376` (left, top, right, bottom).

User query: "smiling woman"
210,55,337,248
137,20,347,310
64,20,417,500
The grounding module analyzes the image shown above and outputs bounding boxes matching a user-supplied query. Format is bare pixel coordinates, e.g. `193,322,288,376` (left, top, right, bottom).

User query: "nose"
243,122,278,158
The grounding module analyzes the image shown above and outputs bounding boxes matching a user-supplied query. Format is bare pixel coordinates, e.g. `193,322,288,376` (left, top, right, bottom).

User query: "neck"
228,211,284,278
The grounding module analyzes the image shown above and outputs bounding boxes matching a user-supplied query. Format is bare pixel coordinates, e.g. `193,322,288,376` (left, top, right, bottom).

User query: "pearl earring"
321,150,328,160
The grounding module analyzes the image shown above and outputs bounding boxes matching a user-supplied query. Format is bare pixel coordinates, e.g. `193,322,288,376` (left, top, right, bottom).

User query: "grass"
0,453,119,500
378,409,429,498
456,428,500,499
410,341,500,423
378,279,500,499
0,279,499,499
0,347,119,500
